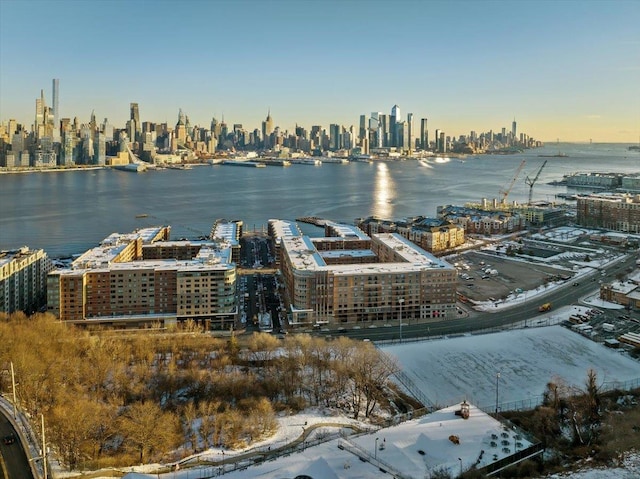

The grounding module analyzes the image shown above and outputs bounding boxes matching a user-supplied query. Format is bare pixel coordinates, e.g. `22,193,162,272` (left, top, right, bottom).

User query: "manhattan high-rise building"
329,123,341,151
130,102,140,140
407,113,413,152
390,104,400,147
262,110,274,149
52,78,59,141
420,118,428,150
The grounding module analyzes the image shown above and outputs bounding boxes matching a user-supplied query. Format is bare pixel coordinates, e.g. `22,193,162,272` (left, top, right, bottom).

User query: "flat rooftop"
283,232,454,274
325,221,370,240
56,258,235,275
268,219,302,244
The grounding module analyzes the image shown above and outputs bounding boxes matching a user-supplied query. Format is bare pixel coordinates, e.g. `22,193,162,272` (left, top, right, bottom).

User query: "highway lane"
0,410,34,479
317,251,638,341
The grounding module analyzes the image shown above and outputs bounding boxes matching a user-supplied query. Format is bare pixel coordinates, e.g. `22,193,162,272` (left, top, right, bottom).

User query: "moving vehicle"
538,303,552,312
3,433,16,445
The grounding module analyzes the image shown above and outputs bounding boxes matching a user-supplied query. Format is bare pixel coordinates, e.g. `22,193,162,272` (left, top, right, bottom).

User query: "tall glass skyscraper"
52,78,59,140
390,104,400,147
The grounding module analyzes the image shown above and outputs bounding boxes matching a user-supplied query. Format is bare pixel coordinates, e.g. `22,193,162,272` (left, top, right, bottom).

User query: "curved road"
317,252,638,341
0,409,34,479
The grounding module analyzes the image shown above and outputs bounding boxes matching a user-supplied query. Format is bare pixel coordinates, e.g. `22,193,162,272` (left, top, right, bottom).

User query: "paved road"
0,410,34,479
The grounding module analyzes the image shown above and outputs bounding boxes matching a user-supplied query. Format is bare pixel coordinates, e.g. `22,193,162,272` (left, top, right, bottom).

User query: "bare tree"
347,343,400,419
119,401,181,464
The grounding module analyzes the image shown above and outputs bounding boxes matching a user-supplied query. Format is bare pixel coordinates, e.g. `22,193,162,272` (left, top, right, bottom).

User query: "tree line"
0,312,398,469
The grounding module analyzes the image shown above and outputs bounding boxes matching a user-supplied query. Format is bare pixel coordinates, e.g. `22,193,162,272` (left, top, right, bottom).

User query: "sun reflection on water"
373,162,396,217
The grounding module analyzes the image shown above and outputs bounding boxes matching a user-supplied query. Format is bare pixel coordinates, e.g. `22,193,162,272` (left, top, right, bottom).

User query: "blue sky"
1,0,639,142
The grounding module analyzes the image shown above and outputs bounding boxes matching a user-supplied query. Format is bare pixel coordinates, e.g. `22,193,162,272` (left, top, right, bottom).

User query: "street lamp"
10,361,17,419
398,298,404,342
495,372,501,414
375,437,379,460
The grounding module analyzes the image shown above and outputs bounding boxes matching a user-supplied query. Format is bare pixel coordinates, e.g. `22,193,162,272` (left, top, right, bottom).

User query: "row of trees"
0,312,398,469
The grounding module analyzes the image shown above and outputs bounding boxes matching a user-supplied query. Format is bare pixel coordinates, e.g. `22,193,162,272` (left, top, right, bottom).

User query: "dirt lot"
452,251,573,303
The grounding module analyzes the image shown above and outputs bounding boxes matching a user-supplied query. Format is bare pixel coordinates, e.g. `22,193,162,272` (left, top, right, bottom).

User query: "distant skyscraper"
396,121,409,150
52,79,59,140
390,104,400,147
262,110,274,149
379,114,389,147
512,118,517,139
35,89,45,135
329,124,341,151
175,109,186,146
130,103,139,124
130,102,140,140
359,114,366,141
407,113,413,152
420,118,428,150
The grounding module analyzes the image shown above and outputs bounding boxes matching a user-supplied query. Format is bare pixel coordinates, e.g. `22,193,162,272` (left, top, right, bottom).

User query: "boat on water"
114,163,147,172
351,155,374,163
135,214,149,218
223,160,266,168
166,164,193,170
321,157,349,164
538,152,569,158
263,159,291,166
291,158,322,165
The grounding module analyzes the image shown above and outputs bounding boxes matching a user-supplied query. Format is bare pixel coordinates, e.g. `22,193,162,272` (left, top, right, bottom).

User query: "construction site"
461,159,569,228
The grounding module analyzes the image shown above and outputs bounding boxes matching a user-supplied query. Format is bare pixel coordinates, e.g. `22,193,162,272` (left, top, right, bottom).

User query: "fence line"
392,368,436,410
373,316,564,348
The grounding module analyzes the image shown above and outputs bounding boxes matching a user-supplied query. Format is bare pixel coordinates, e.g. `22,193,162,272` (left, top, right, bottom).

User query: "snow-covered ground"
114,323,640,479
382,325,640,411
544,452,640,478
124,404,536,479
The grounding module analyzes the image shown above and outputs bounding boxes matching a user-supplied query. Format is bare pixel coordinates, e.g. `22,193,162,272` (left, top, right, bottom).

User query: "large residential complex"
0,247,51,314
47,226,238,329
356,216,465,254
272,220,457,328
564,172,640,191
437,205,526,235
44,220,458,330
577,194,640,233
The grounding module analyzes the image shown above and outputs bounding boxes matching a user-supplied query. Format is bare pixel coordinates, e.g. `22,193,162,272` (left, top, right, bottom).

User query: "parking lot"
453,251,573,303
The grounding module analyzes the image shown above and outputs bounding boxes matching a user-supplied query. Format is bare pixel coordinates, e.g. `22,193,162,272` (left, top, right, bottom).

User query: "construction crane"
525,160,548,205
499,160,526,204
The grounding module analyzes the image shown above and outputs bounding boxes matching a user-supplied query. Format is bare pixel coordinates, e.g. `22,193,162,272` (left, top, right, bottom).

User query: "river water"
1,143,638,257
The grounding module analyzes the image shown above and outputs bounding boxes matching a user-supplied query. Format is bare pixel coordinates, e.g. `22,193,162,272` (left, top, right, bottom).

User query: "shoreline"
0,166,107,175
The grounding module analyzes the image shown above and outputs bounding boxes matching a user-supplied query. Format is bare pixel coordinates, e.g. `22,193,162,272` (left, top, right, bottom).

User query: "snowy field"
382,325,640,410
125,404,536,479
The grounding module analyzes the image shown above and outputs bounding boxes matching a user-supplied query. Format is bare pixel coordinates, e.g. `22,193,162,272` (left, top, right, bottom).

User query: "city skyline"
1,0,639,142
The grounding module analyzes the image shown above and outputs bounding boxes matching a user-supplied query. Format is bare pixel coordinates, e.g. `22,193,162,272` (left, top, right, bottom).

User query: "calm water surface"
1,143,638,257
